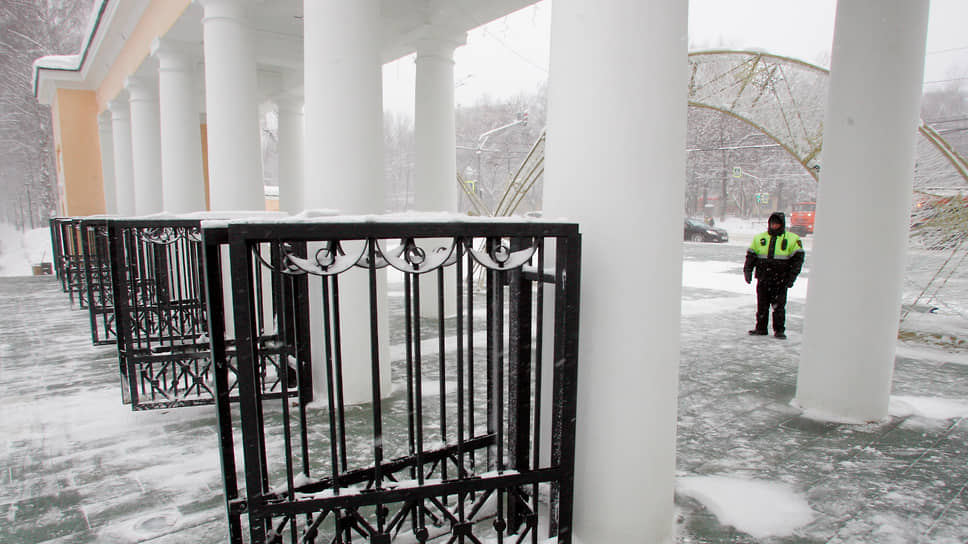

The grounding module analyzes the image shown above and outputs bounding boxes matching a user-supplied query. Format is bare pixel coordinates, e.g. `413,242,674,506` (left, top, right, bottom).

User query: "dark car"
684,218,728,243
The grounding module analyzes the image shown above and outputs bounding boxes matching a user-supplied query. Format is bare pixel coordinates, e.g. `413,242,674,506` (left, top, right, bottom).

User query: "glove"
745,272,752,284
787,279,796,289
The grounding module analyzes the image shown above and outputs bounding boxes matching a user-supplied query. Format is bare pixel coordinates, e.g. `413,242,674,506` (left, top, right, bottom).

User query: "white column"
125,76,163,215
303,0,384,213
97,111,117,214
108,96,135,216
276,96,304,214
197,0,264,211
304,0,390,405
545,1,687,542
153,38,206,213
796,0,929,422
413,34,464,212
413,33,465,318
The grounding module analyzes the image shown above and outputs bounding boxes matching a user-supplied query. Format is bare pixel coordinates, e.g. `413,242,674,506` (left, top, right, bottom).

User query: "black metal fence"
105,218,310,412
50,218,87,306
206,219,581,544
80,218,116,345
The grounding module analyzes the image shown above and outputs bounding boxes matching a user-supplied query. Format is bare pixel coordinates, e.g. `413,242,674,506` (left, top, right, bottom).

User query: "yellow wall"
54,89,105,216
96,0,191,111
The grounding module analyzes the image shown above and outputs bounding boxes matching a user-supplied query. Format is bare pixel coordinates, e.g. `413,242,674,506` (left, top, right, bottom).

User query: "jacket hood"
768,212,785,234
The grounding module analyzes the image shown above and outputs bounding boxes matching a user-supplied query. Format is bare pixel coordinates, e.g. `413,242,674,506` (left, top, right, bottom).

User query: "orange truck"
790,202,816,236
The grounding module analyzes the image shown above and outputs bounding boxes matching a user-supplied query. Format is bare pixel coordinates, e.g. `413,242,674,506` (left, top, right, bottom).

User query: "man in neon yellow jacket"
743,212,805,339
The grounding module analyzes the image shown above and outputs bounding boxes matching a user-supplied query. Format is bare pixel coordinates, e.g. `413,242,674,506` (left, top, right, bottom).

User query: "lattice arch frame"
687,50,968,188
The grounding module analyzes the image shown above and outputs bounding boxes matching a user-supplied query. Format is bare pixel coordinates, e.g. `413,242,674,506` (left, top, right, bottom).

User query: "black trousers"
755,281,788,334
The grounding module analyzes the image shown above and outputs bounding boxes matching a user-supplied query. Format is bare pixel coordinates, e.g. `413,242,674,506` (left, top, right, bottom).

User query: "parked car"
684,218,728,243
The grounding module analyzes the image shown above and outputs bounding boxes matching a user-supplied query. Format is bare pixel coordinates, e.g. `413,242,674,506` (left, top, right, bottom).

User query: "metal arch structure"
476,50,968,219
687,50,968,188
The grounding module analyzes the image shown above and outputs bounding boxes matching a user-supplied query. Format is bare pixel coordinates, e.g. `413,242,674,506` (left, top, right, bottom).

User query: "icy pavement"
1,237,967,542
676,240,968,543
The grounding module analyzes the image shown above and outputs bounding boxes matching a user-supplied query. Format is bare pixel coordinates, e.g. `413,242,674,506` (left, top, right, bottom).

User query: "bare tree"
0,0,94,228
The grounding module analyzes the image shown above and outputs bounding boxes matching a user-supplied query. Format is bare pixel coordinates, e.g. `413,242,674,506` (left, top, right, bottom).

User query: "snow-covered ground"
2,219,966,542
0,223,53,277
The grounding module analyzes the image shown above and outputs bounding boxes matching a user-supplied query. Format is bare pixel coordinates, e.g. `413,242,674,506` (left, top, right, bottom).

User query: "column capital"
195,0,252,23
413,27,467,61
125,76,158,103
108,93,130,118
97,110,113,132
151,38,201,72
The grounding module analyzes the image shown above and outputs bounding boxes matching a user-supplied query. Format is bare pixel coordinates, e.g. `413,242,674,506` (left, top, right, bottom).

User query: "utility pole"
458,112,528,214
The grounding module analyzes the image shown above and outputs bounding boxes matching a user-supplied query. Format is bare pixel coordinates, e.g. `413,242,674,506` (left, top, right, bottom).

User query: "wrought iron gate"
208,219,581,544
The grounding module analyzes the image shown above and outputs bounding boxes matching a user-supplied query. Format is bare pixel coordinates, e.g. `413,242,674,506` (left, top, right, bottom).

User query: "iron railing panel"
212,219,581,544
79,218,116,345
106,218,308,411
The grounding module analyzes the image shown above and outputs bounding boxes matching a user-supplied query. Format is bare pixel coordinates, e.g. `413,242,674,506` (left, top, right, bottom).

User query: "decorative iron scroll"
258,236,540,277
139,226,202,245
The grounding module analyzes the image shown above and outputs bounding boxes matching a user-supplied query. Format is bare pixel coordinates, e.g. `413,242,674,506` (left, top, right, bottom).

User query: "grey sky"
383,0,968,115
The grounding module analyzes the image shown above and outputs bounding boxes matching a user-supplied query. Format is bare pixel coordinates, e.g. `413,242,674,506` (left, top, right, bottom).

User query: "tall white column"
413,34,464,212
796,0,929,422
108,96,135,216
304,0,390,405
545,1,687,542
276,96,304,214
153,38,206,213
97,111,117,215
197,0,264,211
125,76,163,215
413,33,465,318
303,0,384,213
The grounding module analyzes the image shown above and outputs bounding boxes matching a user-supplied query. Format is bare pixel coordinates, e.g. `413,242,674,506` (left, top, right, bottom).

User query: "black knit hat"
768,212,785,228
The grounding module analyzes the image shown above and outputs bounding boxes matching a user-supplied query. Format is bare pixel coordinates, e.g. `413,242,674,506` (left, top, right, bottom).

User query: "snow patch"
681,259,808,301
790,400,875,425
677,475,815,538
889,395,968,420
0,224,53,277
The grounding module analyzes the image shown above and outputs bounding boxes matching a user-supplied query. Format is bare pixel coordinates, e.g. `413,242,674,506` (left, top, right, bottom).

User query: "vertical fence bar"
330,276,348,474
366,238,387,535
201,225,243,544
412,265,426,533
531,238,545,544
436,264,448,487
466,238,476,473
455,238,467,540
81,221,100,343
507,237,533,534
404,272,416,485
322,276,342,492
550,231,581,543
229,234,271,543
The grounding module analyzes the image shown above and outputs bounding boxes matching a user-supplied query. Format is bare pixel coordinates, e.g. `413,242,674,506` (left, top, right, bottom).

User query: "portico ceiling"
34,0,540,105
